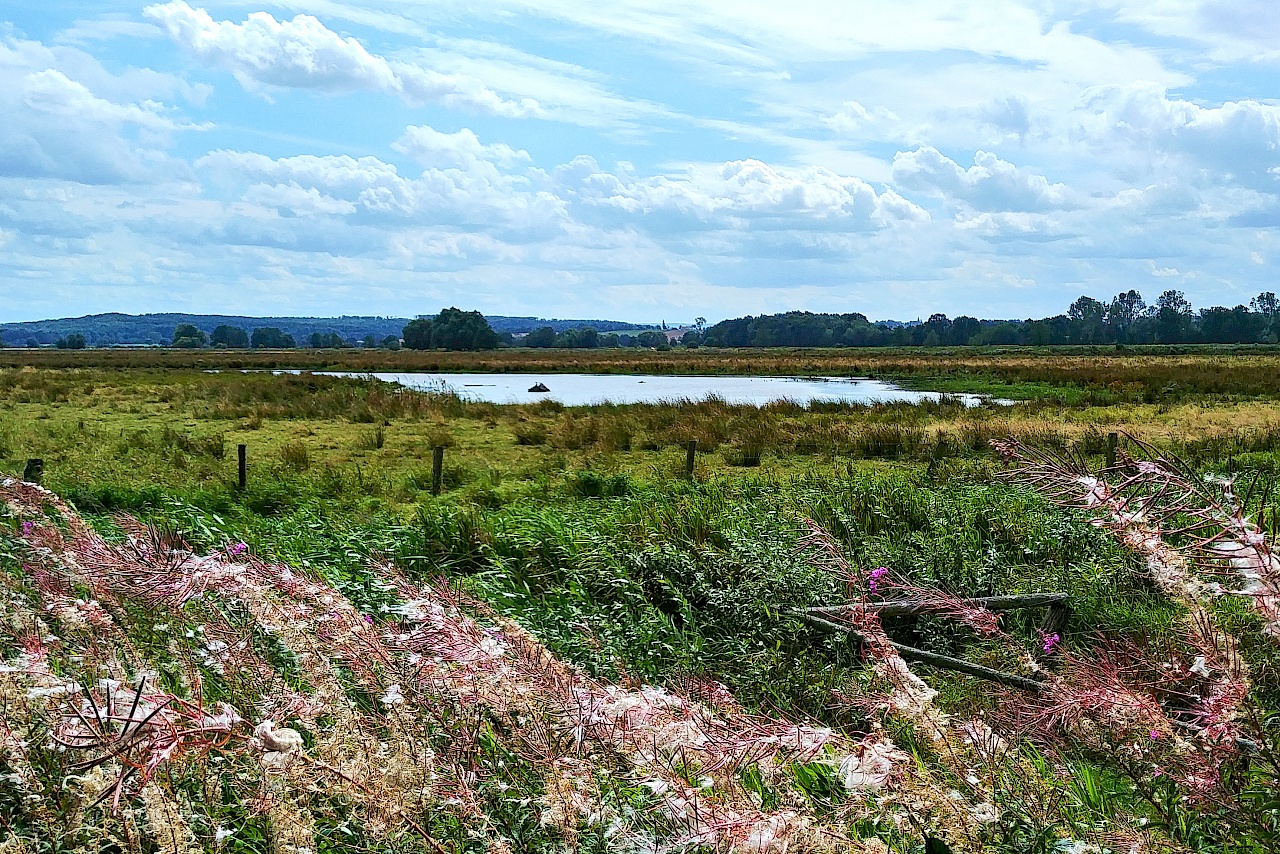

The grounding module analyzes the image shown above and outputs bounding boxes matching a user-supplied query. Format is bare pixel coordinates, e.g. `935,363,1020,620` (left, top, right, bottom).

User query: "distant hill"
0,313,650,347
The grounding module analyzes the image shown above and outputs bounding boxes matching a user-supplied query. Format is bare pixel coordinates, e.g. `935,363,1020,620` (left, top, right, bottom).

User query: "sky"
2,2,1280,323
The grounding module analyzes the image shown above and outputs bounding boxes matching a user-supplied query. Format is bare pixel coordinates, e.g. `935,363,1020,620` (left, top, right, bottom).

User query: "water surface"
317,372,998,407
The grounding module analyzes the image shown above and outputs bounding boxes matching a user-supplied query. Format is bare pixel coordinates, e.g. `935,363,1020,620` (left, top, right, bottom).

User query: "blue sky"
2,1,1280,323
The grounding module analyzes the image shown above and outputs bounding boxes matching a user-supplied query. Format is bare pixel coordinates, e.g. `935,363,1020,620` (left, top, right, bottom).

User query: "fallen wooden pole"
796,611,1048,694
808,592,1068,620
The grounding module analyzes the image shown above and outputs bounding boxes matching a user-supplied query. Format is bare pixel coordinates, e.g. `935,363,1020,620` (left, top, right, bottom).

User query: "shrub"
277,440,310,472
566,470,630,498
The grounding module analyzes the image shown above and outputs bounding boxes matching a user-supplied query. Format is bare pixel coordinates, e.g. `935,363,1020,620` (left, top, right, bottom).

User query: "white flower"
837,740,902,791
252,719,304,769
380,684,405,707
478,635,507,658
215,827,234,843
1190,655,1212,678
639,778,669,797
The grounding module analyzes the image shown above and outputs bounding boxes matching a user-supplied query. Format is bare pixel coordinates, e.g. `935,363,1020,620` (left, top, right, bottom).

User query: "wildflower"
1040,631,1061,653
215,827,234,844
1150,730,1160,740
868,567,889,591
228,542,248,556
380,684,405,707
21,521,33,535
1190,655,1212,677
478,635,507,658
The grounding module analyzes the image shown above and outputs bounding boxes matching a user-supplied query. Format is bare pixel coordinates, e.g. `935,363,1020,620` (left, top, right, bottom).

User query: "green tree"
56,333,87,350
403,308,499,351
402,318,434,350
1107,290,1147,342
1068,296,1107,343
210,325,250,348
361,334,377,348
251,327,296,348
524,326,557,348
172,323,207,348
380,335,401,350
636,330,667,348
1252,292,1280,342
1155,290,1193,343
309,332,345,348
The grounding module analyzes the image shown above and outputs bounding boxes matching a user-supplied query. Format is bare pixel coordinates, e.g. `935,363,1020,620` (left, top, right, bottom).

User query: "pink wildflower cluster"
3,480,909,852
991,438,1260,798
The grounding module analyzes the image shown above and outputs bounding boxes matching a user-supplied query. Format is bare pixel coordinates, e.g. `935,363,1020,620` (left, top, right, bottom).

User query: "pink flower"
1039,631,1060,653
228,542,248,556
22,521,34,536
1150,729,1161,740
868,567,889,591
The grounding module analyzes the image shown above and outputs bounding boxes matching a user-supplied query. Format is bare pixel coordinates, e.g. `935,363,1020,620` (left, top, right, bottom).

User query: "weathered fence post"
237,444,247,490
685,440,697,480
23,459,43,484
432,446,445,496
1105,432,1118,468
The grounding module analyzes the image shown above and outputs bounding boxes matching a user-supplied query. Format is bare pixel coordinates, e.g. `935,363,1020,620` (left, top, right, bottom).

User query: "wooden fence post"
432,446,445,496
685,440,697,480
237,444,247,490
23,459,43,484
1105,432,1118,468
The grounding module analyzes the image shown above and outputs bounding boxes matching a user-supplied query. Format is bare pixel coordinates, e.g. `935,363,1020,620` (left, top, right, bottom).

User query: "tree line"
9,289,1277,352
700,290,1280,348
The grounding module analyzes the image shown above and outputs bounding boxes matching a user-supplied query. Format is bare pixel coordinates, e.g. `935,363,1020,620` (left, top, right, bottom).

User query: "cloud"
196,146,566,231
1081,83,1280,185
143,2,541,116
393,125,530,171
21,69,197,133
823,100,902,137
0,39,203,185
892,147,1073,212
241,182,358,216
563,156,927,230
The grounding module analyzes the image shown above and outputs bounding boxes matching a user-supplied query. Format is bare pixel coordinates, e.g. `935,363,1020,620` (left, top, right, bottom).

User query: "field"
3,350,1280,853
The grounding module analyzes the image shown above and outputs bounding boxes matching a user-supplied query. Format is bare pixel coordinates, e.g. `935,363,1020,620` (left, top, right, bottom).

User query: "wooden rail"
807,592,1068,620
796,611,1049,694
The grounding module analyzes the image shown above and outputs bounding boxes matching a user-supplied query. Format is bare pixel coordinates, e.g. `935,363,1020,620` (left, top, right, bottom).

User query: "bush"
566,470,630,498
277,440,310,472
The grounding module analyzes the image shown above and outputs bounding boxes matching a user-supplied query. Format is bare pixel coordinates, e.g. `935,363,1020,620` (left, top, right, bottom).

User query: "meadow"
3,353,1280,853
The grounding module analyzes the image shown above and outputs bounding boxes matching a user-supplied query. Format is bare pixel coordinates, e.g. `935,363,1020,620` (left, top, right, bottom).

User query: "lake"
314,372,1001,407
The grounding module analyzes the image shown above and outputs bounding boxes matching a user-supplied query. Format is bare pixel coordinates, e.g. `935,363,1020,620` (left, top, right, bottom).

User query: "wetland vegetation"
4,349,1280,853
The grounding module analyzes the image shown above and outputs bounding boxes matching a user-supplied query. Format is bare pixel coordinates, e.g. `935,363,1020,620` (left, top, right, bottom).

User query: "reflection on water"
314,371,1002,407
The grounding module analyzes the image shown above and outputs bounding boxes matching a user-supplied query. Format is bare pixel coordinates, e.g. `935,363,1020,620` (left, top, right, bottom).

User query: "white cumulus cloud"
143,2,541,116
891,147,1073,212
393,125,531,171
564,157,927,229
1081,83,1280,184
